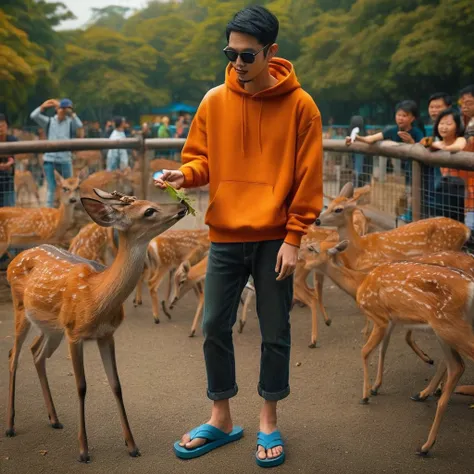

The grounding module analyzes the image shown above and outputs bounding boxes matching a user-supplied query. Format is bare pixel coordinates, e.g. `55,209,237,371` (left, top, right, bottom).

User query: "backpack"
46,117,74,139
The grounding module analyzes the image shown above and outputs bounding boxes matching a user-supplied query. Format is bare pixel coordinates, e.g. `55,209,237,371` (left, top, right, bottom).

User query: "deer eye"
144,208,156,217
62,187,69,192
334,208,343,213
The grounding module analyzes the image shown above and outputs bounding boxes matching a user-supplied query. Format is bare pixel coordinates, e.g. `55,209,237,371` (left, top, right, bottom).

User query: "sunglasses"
223,44,269,64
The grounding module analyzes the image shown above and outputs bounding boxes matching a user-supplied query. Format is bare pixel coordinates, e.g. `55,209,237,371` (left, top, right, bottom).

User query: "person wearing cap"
30,98,83,207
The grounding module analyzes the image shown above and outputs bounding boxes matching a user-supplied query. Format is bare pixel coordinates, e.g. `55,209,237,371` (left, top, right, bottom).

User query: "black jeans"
203,240,293,402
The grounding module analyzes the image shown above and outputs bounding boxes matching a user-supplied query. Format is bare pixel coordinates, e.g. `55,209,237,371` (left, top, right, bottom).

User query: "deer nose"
315,218,321,226
177,208,187,218
69,197,77,203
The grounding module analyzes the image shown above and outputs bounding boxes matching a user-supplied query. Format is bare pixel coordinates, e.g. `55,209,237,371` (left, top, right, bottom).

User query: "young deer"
15,169,40,206
0,170,85,258
5,189,187,462
304,242,474,403
133,229,209,324
68,222,117,264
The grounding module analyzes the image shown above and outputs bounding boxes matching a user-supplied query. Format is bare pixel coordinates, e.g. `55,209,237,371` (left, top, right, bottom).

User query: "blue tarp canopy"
151,103,197,114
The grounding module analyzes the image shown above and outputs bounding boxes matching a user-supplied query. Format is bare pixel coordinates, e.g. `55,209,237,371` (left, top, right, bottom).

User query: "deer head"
303,240,349,272
81,189,187,243
54,170,84,206
316,183,358,228
168,260,192,309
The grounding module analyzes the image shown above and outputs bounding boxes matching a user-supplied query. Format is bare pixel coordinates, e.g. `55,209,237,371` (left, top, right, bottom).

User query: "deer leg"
361,322,387,404
314,272,331,326
418,344,464,456
97,336,140,457
161,270,173,320
148,267,168,324
405,330,434,365
411,361,447,402
371,321,395,395
189,287,204,338
133,271,145,307
361,317,371,338
6,313,30,437
30,331,64,429
308,296,319,349
238,286,254,334
69,341,90,463
0,241,9,260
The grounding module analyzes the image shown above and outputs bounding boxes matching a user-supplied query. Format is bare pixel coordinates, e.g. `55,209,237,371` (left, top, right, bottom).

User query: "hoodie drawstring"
241,96,245,155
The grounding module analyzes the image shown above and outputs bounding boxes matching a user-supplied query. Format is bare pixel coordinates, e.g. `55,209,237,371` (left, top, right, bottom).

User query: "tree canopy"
1,0,473,125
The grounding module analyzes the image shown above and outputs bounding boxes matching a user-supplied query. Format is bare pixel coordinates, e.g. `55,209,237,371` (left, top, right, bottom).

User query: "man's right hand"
154,169,185,189
40,99,59,112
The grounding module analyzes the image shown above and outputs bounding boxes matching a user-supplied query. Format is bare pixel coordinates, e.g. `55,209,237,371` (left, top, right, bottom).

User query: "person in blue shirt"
30,98,83,207
106,116,129,171
347,100,424,221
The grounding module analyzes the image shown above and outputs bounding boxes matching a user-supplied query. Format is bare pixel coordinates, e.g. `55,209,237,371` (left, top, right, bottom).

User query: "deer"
0,170,86,259
68,222,117,264
133,229,209,324
304,241,474,399
5,188,188,463
80,168,133,196
15,167,40,206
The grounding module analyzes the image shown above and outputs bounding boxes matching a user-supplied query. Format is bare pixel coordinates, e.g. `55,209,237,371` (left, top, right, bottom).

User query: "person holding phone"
30,98,83,207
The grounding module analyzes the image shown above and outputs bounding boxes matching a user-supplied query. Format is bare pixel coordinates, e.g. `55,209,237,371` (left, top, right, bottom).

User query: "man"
106,116,129,171
460,85,474,149
155,6,322,468
0,113,17,207
30,98,83,207
420,93,453,219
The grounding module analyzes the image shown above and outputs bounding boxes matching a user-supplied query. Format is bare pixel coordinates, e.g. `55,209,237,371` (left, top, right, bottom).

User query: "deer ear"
77,167,89,183
183,260,191,272
339,182,354,199
54,170,64,185
328,240,349,256
81,198,124,228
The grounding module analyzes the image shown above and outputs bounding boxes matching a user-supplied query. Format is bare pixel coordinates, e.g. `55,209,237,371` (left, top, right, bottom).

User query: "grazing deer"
133,229,209,323
304,242,474,402
0,170,85,259
68,222,117,264
5,189,188,462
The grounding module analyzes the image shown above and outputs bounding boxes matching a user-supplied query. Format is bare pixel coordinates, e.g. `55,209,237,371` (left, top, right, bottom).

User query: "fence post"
411,160,421,221
138,135,148,200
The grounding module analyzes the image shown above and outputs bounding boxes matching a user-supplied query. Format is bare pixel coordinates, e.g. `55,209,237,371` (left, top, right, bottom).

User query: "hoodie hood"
225,57,301,98
225,58,301,153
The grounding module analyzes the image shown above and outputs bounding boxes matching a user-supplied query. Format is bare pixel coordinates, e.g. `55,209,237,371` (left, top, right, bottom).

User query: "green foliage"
1,0,473,125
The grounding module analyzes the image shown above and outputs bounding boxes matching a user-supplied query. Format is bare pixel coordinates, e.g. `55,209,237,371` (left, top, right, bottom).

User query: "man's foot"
179,400,233,450
257,401,283,461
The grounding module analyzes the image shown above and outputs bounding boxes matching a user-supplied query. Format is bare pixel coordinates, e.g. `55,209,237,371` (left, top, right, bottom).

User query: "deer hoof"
370,389,378,396
426,359,434,365
78,453,91,463
153,318,160,325
161,301,172,319
434,388,442,397
415,448,430,457
129,447,141,457
5,428,16,437
238,320,245,333
51,422,63,430
189,330,196,338
360,398,369,405
325,319,332,327
410,393,427,402
308,342,319,349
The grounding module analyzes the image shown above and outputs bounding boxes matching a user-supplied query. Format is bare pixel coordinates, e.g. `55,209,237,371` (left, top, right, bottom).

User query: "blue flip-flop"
174,424,244,459
256,431,285,468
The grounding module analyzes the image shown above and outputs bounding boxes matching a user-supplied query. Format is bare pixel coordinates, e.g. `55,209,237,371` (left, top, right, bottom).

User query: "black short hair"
428,92,452,107
113,116,125,128
433,107,464,139
459,85,474,98
395,100,419,118
0,113,8,125
226,6,279,48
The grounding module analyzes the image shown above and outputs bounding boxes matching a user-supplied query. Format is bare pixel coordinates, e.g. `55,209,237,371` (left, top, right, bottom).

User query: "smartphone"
153,170,164,181
350,127,360,143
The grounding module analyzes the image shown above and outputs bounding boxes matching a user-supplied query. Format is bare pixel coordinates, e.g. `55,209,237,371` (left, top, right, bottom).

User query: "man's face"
395,110,415,131
57,107,72,120
461,93,474,119
226,32,276,83
0,120,7,136
428,99,448,122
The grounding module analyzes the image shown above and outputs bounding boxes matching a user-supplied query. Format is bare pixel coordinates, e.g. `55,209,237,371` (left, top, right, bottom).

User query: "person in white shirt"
106,116,129,171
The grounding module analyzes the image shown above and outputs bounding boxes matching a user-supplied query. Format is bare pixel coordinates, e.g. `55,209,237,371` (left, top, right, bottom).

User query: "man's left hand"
397,131,415,144
275,242,298,281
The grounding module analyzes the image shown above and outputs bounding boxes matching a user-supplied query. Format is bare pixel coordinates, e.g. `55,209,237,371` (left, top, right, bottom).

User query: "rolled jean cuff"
258,384,290,401
207,384,238,401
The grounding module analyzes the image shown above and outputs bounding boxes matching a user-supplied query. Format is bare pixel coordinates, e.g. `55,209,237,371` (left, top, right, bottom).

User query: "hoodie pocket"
205,181,287,232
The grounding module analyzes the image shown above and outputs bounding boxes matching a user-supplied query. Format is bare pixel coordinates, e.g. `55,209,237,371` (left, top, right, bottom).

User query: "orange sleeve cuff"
179,166,194,187
284,231,302,248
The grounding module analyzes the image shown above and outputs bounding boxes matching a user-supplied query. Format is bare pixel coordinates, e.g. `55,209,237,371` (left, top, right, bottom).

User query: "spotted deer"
5,189,188,462
0,170,86,259
133,229,209,323
15,169,40,206
80,168,133,196
68,222,117,264
304,241,474,399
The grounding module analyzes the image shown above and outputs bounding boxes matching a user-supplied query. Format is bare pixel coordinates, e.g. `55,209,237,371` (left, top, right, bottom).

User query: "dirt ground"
2,279,474,474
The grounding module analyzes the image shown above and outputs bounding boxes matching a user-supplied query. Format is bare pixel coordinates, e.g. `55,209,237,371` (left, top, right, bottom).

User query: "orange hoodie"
179,58,323,247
